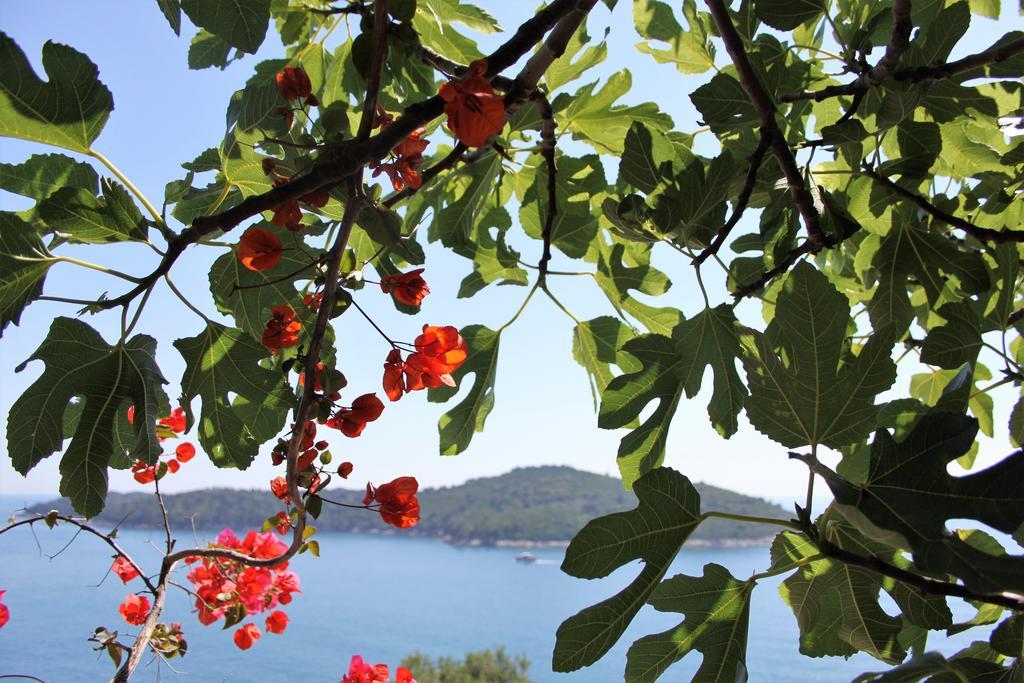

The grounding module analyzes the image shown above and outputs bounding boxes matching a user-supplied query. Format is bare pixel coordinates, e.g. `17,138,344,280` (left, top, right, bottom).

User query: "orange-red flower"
338,461,353,478
342,656,390,683
381,269,430,308
265,610,288,634
0,590,8,631
382,348,406,401
372,476,420,529
270,476,290,503
271,198,303,232
262,305,302,352
404,325,468,390
132,461,157,484
112,556,139,584
276,67,312,101
299,188,329,208
238,227,283,272
119,594,151,626
439,60,506,147
371,129,430,191
176,442,196,463
234,622,262,650
326,393,384,438
396,668,416,683
159,407,187,434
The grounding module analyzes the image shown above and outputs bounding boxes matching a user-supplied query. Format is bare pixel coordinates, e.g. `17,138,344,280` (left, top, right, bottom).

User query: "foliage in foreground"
1,0,1024,681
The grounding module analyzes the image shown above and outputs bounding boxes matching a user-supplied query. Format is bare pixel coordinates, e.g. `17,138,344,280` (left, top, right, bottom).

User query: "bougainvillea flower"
276,67,312,101
438,60,506,147
396,668,416,683
393,129,430,160
166,459,180,474
233,623,262,650
132,461,157,484
338,461,353,478
373,476,421,528
341,656,390,683
112,556,140,584
119,594,151,626
175,442,196,463
380,269,430,308
0,590,8,630
383,348,406,401
270,476,290,503
270,198,303,232
262,305,302,352
402,325,468,389
327,393,384,438
272,512,291,535
371,160,422,192
237,227,283,272
265,610,288,634
159,407,187,433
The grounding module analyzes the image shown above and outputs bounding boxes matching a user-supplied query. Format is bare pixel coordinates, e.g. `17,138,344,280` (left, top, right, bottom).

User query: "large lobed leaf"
741,262,897,449
0,32,113,153
8,318,169,517
554,467,703,673
428,325,501,456
174,322,294,469
0,212,53,337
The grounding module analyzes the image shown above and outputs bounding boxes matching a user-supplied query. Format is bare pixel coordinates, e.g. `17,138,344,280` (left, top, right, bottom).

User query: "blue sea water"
0,523,988,683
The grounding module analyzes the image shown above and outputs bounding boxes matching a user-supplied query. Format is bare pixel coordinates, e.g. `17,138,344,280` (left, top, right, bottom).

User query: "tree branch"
705,0,825,249
731,241,814,298
533,92,558,283
863,167,1024,243
694,135,769,266
86,0,586,313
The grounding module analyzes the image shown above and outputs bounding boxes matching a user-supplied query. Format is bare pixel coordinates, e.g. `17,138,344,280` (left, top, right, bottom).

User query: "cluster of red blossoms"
341,655,416,683
184,529,299,650
371,110,430,192
363,477,420,529
380,269,429,308
128,407,197,484
383,325,468,401
119,594,151,627
262,304,303,353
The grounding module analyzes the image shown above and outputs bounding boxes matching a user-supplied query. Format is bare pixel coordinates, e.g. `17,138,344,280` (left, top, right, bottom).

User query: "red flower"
271,198,303,232
0,590,8,630
132,461,157,484
233,623,262,650
112,556,140,584
159,407,187,433
438,60,506,147
166,458,180,474
341,656,389,683
380,269,430,308
404,325,468,390
394,130,430,160
265,610,288,634
237,227,283,272
327,394,384,438
371,130,430,192
272,512,291,535
303,293,323,310
262,305,302,352
119,594,151,626
373,476,421,529
382,348,406,401
176,442,196,463
338,461,353,479
396,668,416,683
276,67,312,100
270,476,290,503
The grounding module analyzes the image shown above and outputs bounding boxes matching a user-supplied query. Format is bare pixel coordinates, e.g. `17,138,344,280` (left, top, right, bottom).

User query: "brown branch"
0,515,157,595
863,168,1024,243
694,136,770,266
533,92,558,282
732,241,814,298
1008,308,1024,327
705,0,825,250
815,535,1024,611
230,254,326,293
87,0,585,314
894,35,1024,82
355,0,390,140
415,44,516,91
864,0,913,87
381,142,468,208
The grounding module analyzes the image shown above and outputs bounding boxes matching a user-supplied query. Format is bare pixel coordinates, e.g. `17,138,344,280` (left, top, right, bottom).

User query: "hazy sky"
1,2,1017,505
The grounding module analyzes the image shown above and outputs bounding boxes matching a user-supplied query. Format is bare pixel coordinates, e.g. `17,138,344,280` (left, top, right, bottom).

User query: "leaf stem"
498,281,539,332
748,552,826,582
701,510,801,530
164,275,212,324
541,285,580,325
52,255,143,283
87,148,171,238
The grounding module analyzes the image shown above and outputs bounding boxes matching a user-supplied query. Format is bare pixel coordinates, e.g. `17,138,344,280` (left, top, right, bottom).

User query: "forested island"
28,466,790,546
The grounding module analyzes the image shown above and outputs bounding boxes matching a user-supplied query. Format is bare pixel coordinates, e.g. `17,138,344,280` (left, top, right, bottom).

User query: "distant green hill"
29,466,791,545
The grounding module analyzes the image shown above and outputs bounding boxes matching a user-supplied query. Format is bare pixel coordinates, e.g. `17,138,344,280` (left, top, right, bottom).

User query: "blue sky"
0,1,1017,505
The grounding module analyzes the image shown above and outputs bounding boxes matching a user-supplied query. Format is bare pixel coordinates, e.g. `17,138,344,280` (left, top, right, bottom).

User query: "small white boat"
515,552,537,563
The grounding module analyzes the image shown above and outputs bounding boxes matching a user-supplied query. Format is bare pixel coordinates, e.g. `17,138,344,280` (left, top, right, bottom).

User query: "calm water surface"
0,524,986,682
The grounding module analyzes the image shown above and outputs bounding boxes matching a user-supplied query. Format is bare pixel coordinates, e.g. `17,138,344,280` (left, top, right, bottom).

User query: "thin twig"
533,92,558,283
694,136,769,266
863,168,1024,243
